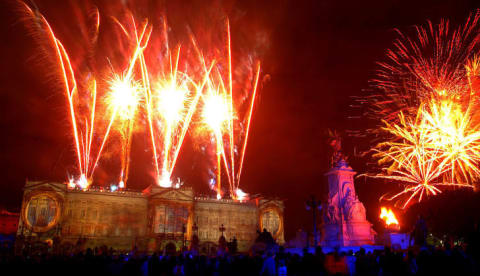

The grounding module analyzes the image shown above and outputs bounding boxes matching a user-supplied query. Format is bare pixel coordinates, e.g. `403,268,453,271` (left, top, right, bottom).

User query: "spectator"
260,251,276,276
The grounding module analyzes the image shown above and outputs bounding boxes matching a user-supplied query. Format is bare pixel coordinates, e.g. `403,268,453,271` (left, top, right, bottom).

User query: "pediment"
24,181,66,194
149,188,194,202
258,198,284,210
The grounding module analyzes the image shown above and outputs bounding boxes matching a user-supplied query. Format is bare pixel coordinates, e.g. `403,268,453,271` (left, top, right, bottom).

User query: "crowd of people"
1,243,479,276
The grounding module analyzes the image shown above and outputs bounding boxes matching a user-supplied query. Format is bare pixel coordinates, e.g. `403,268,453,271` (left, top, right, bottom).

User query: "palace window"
153,204,189,234
26,195,57,228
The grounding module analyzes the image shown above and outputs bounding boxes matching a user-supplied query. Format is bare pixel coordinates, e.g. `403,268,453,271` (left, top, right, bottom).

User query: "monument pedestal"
323,221,375,247
321,159,375,247
377,231,410,249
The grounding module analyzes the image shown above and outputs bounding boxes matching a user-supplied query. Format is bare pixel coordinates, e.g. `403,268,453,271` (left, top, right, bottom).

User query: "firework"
22,3,261,196
141,38,214,188
21,4,102,188
235,188,249,202
150,62,195,188
91,16,152,189
22,4,152,189
371,143,452,209
371,11,480,124
421,97,480,183
202,91,232,199
362,12,480,207
198,21,261,200
107,74,142,187
368,95,478,208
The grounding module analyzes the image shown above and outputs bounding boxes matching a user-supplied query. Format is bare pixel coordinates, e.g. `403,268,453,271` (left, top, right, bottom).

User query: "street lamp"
192,222,198,235
218,224,226,251
190,222,199,251
219,224,226,237
305,195,322,247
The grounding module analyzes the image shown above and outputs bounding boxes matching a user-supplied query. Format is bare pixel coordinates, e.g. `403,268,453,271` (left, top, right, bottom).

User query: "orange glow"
235,188,248,202
380,207,399,226
75,174,89,190
157,170,173,188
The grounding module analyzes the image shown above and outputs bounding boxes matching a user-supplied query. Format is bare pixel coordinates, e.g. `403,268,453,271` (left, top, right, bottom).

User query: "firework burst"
197,20,261,200
371,10,480,124
360,11,480,208
368,94,479,208
146,48,210,188
21,2,261,197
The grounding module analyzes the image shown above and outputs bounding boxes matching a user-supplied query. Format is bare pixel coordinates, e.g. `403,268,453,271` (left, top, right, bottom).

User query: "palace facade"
17,181,284,253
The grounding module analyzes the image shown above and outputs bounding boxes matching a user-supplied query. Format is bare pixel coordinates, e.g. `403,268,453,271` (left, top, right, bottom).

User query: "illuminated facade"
17,181,284,253
0,209,19,235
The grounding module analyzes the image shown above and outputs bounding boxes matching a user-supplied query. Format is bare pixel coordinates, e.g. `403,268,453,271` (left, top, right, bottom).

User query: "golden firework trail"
22,3,262,197
360,12,480,207
21,3,98,188
202,90,233,198
372,149,471,209
198,20,261,200
105,16,152,188
370,10,480,125
23,4,151,189
368,94,478,208
143,42,214,188
421,97,480,184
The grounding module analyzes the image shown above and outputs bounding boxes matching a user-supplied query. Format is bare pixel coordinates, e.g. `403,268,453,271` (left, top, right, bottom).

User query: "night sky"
1,0,479,240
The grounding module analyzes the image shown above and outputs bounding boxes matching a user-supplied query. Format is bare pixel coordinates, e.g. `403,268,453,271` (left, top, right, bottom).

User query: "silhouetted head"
359,247,366,256
303,247,309,255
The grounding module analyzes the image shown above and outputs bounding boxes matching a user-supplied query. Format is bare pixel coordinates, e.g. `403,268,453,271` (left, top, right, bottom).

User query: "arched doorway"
165,242,177,255
200,241,217,256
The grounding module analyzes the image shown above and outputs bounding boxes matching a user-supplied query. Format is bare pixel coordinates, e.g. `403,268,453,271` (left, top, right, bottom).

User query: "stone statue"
350,201,367,221
344,197,367,221
328,205,340,223
340,183,367,221
328,130,347,168
322,137,375,247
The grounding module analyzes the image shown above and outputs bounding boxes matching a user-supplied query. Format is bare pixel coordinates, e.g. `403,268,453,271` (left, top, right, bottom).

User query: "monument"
321,132,375,247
